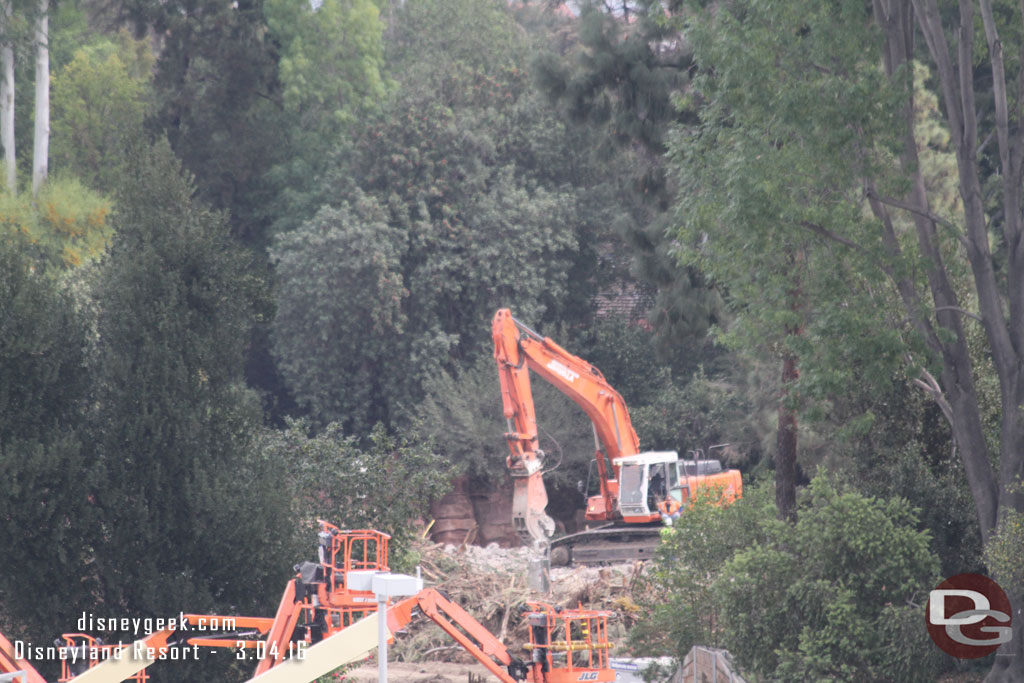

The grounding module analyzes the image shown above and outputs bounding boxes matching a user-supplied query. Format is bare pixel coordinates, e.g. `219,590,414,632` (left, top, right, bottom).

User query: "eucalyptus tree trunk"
0,0,14,193
869,1,1024,679
32,0,46,195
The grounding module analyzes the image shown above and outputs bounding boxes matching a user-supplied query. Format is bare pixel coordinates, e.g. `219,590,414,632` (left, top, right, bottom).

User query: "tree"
532,1,723,356
122,0,284,245
259,0,389,239
263,0,387,137
671,0,1024,676
31,0,46,193
255,419,453,569
632,476,942,681
86,139,297,647
50,31,152,193
0,174,111,267
271,0,607,433
715,477,941,682
0,232,95,644
0,0,14,191
271,195,408,431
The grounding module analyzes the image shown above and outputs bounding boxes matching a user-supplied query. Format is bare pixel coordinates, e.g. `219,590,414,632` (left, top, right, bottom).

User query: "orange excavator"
493,308,742,565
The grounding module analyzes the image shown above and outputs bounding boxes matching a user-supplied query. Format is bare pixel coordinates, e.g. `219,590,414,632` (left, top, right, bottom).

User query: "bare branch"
977,127,996,158
934,305,983,322
864,190,970,249
911,367,954,424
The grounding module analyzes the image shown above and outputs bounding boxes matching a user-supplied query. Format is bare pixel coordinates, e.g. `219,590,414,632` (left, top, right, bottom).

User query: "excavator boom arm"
493,309,641,544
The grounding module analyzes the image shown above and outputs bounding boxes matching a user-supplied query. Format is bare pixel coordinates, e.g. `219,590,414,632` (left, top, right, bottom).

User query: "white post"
377,595,388,682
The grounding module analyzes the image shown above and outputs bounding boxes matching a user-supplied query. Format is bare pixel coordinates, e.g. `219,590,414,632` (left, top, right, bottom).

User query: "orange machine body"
493,308,743,548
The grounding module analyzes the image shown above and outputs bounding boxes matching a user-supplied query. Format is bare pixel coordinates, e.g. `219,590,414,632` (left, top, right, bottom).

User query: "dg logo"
926,573,1013,658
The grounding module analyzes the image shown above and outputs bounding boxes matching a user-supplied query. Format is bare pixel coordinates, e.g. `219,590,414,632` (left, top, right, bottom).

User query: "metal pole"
378,596,388,682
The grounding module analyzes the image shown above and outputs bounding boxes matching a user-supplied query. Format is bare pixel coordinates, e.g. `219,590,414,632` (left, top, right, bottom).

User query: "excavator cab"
614,452,682,523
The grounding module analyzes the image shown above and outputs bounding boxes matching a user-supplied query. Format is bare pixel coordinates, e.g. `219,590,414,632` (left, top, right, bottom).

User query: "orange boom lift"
4,522,616,683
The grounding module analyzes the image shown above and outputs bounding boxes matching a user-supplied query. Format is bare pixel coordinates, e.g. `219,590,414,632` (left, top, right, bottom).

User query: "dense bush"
717,476,941,681
631,475,943,682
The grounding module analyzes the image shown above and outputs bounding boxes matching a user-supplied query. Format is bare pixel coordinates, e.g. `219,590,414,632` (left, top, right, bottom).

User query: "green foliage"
264,0,388,133
822,374,983,578
715,476,941,682
533,0,685,155
633,476,942,681
985,483,1024,600
0,233,96,640
258,0,391,246
0,177,112,268
628,481,776,658
388,0,523,75
86,140,297,641
271,0,587,433
671,0,914,383
271,194,407,430
532,0,724,356
51,31,153,194
414,355,507,482
631,368,757,464
255,418,453,570
131,0,285,244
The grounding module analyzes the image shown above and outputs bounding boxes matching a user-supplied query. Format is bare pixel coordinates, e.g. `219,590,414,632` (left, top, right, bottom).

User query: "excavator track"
548,523,664,566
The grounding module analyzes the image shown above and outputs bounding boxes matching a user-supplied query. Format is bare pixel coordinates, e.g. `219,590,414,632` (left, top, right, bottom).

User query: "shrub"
715,476,942,681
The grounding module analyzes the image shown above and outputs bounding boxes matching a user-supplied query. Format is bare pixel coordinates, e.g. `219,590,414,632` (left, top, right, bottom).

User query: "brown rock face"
428,476,476,545
429,476,519,547
471,480,519,547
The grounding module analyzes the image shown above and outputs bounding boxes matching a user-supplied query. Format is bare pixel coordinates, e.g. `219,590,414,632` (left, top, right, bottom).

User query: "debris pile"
393,539,646,664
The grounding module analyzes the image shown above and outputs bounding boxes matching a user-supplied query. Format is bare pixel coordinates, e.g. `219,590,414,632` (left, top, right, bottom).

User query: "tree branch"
864,180,944,356
911,366,954,425
910,0,964,149
934,305,983,322
864,190,970,248
797,220,868,253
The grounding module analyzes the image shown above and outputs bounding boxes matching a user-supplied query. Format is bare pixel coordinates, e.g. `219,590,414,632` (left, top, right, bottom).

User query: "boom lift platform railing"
2,522,618,683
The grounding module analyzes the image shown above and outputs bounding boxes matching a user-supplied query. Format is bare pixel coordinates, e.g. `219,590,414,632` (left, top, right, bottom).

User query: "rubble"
394,539,646,665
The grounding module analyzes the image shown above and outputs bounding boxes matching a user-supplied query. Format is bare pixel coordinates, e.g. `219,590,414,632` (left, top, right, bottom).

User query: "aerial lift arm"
387,589,527,683
493,309,641,544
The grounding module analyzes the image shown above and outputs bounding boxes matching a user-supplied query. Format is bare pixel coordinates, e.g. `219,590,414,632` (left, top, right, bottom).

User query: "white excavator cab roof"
612,451,679,467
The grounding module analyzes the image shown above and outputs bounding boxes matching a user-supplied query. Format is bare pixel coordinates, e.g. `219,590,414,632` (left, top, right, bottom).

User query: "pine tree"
87,139,296,631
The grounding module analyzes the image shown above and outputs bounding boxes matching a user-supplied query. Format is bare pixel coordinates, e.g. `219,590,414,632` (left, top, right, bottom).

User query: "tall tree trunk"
870,2,1024,679
0,0,14,193
775,253,802,522
776,351,798,522
32,0,47,195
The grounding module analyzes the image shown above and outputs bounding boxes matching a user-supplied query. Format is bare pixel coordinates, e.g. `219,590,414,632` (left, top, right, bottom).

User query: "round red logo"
926,573,1013,658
